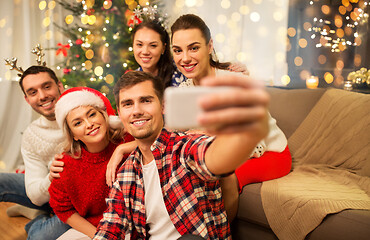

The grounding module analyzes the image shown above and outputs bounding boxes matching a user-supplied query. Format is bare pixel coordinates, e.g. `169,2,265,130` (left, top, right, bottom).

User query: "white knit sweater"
21,116,65,206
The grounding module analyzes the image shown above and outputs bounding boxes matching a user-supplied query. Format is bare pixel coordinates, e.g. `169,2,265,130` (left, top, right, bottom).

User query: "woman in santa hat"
48,87,135,239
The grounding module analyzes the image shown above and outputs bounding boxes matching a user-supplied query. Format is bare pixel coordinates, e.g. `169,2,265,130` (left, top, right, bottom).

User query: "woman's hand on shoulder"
229,62,250,76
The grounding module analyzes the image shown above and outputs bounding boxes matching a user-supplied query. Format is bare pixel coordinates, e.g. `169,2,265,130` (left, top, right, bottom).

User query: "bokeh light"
339,5,347,15
0,18,6,28
94,66,104,76
321,5,330,14
299,38,308,48
250,12,261,22
239,5,250,15
105,74,114,84
39,1,47,10
43,17,51,27
48,1,56,9
300,70,311,80
103,0,113,9
85,49,94,59
65,15,74,25
324,72,334,84
354,54,362,67
294,57,303,66
318,55,327,64
217,14,227,24
84,60,93,70
287,27,296,37
281,75,290,85
185,0,197,7
221,0,231,9
303,22,312,31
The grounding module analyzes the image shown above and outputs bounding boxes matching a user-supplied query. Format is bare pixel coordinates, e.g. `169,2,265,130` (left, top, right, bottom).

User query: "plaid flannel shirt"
94,128,231,240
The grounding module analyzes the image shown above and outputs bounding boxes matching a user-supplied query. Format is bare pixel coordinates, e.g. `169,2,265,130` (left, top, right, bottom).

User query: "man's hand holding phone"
164,74,269,139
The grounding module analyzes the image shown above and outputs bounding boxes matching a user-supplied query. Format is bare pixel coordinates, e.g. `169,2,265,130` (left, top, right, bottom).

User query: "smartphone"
164,86,233,129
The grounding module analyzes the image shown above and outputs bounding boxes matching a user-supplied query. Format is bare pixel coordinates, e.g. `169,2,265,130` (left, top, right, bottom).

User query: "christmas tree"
51,0,166,107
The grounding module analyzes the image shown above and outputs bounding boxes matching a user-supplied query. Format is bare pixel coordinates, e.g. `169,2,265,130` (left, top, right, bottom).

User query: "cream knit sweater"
21,116,65,206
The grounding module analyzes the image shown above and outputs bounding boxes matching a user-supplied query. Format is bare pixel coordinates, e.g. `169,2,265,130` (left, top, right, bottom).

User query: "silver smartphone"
164,86,232,129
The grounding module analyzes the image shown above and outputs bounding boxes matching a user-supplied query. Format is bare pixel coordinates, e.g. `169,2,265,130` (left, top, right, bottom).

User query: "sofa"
231,87,370,240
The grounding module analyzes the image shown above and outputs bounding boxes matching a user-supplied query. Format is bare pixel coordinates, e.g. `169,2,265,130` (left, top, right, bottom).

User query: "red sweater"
49,140,128,227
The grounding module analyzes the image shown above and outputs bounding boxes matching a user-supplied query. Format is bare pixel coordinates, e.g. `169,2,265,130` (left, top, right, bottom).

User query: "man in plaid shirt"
94,71,269,240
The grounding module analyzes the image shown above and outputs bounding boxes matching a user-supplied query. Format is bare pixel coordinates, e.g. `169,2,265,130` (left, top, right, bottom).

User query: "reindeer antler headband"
4,58,24,77
4,44,47,77
31,44,46,66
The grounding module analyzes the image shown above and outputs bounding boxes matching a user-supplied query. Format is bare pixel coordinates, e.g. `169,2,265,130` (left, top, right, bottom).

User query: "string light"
309,1,369,52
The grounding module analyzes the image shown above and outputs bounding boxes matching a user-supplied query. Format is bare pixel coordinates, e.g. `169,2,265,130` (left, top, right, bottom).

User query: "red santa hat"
55,86,122,130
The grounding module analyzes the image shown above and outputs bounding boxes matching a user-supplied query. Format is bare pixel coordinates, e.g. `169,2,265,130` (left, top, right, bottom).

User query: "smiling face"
172,28,214,84
23,72,64,121
133,27,165,75
117,80,163,144
66,105,109,153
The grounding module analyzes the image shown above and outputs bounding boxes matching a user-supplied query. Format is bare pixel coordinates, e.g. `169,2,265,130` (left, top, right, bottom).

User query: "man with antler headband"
1,45,71,239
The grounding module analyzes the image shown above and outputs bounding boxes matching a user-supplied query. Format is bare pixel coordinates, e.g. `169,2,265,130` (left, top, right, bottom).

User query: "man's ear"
161,99,165,115
24,95,30,104
208,38,214,55
58,81,64,94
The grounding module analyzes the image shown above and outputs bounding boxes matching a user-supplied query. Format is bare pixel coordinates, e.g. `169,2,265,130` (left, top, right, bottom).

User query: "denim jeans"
0,173,50,211
26,214,71,240
0,173,70,239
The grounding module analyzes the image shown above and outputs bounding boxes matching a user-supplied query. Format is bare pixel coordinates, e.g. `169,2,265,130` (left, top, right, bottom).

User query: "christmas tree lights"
42,0,165,107
309,0,369,52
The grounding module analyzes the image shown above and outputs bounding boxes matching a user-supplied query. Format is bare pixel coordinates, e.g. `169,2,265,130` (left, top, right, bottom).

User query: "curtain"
0,0,66,172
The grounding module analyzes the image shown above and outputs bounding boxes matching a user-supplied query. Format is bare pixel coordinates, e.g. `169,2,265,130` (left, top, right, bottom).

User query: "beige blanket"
261,88,370,240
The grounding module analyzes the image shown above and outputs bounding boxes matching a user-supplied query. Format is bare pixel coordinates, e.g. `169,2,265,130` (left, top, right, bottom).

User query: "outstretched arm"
198,74,270,175
106,141,137,187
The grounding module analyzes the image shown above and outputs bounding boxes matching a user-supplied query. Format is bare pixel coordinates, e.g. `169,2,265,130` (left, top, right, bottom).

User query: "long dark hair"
132,21,175,88
170,14,230,70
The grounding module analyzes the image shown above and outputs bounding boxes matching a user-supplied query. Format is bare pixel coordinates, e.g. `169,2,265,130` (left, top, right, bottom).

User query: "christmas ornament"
63,68,72,74
56,43,71,56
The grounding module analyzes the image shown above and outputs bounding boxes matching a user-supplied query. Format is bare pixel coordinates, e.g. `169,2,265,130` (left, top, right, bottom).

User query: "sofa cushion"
262,88,370,240
288,88,370,177
266,87,326,139
237,183,269,228
306,209,370,240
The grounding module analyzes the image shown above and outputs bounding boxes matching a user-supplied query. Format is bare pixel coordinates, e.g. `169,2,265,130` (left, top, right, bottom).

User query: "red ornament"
75,39,83,45
63,68,71,74
127,16,142,27
86,9,95,16
56,43,70,57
